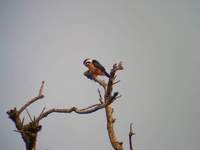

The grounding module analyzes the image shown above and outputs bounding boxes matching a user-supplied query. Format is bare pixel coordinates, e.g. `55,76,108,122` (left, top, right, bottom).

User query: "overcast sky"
0,0,200,150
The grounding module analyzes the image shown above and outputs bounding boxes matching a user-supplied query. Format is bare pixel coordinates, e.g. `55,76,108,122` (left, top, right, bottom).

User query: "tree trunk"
105,104,123,150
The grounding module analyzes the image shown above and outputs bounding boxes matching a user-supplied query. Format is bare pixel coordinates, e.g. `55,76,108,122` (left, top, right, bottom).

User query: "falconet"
83,58,110,79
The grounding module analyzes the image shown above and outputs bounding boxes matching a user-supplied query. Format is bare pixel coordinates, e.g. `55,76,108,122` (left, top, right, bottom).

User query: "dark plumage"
92,59,110,78
83,58,110,78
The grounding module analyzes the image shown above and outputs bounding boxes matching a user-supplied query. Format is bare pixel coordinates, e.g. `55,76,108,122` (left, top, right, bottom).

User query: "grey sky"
0,0,200,150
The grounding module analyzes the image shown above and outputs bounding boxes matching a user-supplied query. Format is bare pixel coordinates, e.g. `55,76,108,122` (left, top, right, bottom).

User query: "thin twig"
22,117,25,126
116,94,122,99
14,129,24,133
38,81,45,96
26,109,33,122
93,77,107,90
38,107,46,119
18,95,44,116
79,103,101,111
18,81,45,115
129,123,135,150
113,80,120,85
98,88,103,103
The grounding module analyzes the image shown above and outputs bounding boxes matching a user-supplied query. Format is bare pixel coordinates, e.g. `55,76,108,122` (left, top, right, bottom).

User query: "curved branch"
36,92,119,122
18,81,45,115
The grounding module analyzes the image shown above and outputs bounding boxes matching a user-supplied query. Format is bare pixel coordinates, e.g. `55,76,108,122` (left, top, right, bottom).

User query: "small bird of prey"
83,58,110,79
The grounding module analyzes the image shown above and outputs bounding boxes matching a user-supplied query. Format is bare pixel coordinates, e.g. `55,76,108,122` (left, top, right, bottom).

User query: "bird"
83,58,110,79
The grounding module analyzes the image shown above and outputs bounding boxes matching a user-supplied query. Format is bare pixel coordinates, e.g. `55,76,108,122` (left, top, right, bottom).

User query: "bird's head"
83,58,92,67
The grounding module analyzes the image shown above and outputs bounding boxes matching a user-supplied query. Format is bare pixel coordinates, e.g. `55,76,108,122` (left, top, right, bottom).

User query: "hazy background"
0,0,199,150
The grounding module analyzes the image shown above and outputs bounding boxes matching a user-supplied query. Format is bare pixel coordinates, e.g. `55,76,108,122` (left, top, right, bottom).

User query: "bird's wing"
84,70,93,80
92,59,106,72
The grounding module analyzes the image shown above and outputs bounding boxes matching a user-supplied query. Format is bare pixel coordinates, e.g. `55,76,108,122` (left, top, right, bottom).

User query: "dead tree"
7,82,119,150
86,62,135,150
91,62,124,150
7,62,134,150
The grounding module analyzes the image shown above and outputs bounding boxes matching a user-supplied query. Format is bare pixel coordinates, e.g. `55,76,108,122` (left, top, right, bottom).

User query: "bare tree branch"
94,62,124,150
7,72,120,150
106,62,124,150
7,62,126,150
7,81,45,150
113,80,120,85
38,81,45,96
18,81,45,115
129,123,135,150
35,92,119,122
26,109,33,122
98,88,103,104
38,107,46,121
93,77,107,90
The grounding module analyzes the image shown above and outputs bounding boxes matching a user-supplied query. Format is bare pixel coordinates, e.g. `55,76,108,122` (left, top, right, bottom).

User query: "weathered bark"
7,71,120,150
105,104,123,150
98,62,124,150
7,108,41,150
7,62,130,150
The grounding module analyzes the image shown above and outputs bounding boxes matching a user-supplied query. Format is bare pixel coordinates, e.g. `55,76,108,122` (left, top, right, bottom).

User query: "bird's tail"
105,71,111,78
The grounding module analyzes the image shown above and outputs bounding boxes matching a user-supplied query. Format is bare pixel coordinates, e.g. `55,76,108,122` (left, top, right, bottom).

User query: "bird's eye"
86,62,90,65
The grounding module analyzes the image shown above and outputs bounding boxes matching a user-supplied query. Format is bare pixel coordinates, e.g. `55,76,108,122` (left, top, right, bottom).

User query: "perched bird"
83,58,110,79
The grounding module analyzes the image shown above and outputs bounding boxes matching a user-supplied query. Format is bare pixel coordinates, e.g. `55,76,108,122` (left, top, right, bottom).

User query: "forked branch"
35,91,119,122
7,78,120,150
7,61,128,150
94,62,124,150
18,81,45,115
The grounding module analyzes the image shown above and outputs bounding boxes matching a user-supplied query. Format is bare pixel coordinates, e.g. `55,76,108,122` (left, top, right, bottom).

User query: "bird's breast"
88,64,104,75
